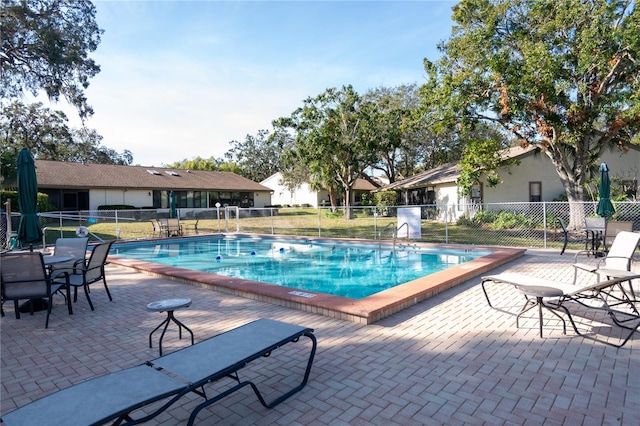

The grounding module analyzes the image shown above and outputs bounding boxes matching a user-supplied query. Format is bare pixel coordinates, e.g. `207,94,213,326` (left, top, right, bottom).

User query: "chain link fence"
3,201,639,252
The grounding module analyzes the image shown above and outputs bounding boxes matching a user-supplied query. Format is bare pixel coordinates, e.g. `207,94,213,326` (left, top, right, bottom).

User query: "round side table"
147,298,194,356
515,285,566,338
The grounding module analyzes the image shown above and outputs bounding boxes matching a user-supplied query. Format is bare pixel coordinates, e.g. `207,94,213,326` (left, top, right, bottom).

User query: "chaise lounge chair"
481,272,640,347
1,318,317,426
572,230,640,297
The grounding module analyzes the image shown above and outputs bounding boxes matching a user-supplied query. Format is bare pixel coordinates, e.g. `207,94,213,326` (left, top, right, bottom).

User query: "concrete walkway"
1,248,638,425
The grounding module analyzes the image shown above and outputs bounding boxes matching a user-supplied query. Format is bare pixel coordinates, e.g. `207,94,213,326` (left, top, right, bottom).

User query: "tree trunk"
328,186,338,211
343,186,353,220
546,149,587,230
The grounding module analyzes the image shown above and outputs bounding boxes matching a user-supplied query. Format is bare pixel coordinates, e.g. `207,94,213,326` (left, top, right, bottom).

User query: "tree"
1,101,132,187
163,156,243,174
420,0,639,228
1,0,102,119
225,129,285,182
275,85,380,219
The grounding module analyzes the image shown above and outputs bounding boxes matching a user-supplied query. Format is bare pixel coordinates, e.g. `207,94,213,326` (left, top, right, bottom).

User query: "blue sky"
55,0,457,167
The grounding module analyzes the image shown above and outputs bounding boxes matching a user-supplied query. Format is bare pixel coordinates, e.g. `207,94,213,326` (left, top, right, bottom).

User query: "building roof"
35,160,271,192
377,144,541,191
261,172,379,191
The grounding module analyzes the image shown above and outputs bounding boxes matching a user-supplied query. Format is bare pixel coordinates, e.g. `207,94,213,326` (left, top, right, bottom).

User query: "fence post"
270,208,274,235
444,204,449,243
317,207,321,237
115,210,120,239
542,201,547,249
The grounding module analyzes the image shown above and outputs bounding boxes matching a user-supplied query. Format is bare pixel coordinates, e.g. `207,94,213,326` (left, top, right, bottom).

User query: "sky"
46,0,458,167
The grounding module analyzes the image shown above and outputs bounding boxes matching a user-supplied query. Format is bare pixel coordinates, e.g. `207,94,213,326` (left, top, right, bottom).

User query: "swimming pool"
112,235,492,299
109,234,525,323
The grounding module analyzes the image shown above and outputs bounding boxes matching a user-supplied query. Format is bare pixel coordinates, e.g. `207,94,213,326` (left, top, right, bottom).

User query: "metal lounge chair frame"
1,318,317,426
482,272,640,347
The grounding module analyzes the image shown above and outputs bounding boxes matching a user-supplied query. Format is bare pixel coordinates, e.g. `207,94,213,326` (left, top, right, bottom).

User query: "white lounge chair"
573,231,640,299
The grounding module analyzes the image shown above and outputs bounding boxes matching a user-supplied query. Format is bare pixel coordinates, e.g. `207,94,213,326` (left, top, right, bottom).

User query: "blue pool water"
112,236,492,299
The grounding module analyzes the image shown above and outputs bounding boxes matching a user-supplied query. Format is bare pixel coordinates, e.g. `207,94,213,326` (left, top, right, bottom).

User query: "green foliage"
457,209,536,230
373,191,397,206
225,129,287,182
457,135,515,196
1,101,133,187
421,0,640,207
163,156,241,174
1,190,53,213
1,0,103,119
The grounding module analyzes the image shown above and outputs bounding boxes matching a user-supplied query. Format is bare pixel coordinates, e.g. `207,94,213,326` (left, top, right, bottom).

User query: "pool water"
112,236,492,299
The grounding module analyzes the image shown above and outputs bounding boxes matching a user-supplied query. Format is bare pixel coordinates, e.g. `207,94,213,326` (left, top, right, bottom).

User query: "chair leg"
83,285,94,310
45,296,53,329
102,277,113,301
14,300,20,319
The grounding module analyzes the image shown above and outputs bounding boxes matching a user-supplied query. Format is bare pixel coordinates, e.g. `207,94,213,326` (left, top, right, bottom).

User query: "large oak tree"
1,0,102,119
420,0,639,227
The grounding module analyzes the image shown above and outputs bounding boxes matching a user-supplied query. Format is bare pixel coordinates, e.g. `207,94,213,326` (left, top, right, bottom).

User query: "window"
529,182,542,202
471,183,483,204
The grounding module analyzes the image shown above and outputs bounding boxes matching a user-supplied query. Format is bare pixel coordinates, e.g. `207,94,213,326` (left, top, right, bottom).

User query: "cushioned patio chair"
49,237,88,279
55,240,114,311
1,252,71,328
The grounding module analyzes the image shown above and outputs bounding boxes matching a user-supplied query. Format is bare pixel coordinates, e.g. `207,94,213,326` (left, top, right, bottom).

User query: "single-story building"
378,143,640,221
260,172,379,207
35,160,273,211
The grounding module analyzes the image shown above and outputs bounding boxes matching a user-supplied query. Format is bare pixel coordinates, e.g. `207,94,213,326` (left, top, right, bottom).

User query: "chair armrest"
572,250,593,263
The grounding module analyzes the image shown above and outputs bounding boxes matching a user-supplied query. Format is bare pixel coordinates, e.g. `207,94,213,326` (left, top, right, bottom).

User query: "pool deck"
108,235,525,324
1,247,639,425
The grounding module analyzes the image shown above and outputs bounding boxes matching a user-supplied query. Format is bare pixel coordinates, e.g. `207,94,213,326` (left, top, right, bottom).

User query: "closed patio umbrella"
170,190,177,219
16,148,43,249
596,163,615,218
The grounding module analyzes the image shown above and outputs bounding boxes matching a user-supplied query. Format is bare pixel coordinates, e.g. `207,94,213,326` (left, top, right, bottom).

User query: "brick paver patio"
1,248,638,425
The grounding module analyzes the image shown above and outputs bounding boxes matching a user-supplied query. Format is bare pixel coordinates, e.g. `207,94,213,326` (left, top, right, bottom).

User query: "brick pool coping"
108,234,525,324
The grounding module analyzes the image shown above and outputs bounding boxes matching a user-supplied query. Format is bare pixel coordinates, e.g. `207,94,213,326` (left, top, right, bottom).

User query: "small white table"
147,298,194,356
516,285,566,338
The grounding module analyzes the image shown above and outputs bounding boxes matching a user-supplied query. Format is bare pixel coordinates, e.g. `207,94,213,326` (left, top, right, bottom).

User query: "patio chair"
49,237,88,279
481,272,640,347
584,217,606,253
573,231,640,285
55,240,114,311
185,219,199,235
0,252,71,328
602,221,634,252
150,219,166,237
557,218,585,255
167,218,183,236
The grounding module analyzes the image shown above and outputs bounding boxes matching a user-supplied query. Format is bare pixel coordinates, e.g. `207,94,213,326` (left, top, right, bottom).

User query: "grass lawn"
39,208,577,251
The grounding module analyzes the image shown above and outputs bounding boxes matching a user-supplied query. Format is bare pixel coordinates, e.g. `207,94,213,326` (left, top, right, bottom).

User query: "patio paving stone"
1,247,638,425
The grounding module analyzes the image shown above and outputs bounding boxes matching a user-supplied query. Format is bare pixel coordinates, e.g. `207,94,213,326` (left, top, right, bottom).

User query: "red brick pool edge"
108,237,525,324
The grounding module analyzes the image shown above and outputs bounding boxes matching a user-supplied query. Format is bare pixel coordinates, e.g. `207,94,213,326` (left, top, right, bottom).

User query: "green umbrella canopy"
170,190,177,219
16,148,43,246
596,163,615,218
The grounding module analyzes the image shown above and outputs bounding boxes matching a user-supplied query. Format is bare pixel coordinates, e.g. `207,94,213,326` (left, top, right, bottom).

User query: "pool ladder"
378,222,408,251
